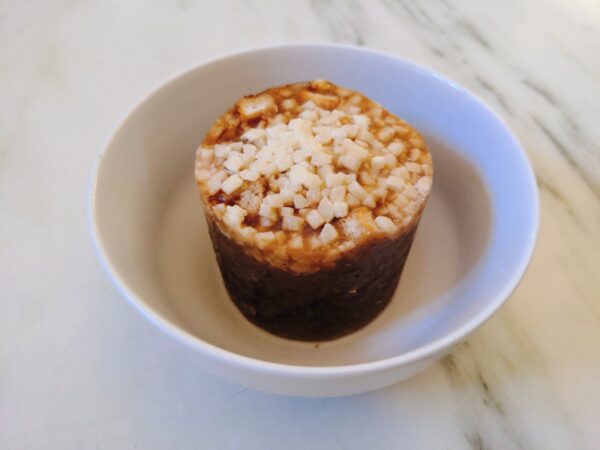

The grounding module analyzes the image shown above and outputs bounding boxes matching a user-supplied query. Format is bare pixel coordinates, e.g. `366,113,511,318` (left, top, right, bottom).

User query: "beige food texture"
195,80,433,273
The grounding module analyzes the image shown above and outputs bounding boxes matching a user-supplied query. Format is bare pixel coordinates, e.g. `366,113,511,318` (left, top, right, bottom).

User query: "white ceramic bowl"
89,44,538,397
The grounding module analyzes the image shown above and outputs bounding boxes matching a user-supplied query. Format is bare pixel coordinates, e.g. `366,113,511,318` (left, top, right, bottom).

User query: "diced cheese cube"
306,210,325,229
300,91,339,110
282,98,297,110
403,185,418,200
333,201,349,218
346,194,360,207
221,174,243,194
375,216,396,233
281,206,294,216
394,193,409,208
371,156,386,172
239,169,260,181
371,188,387,200
282,215,304,231
343,138,369,160
353,114,370,128
339,138,369,172
386,176,405,192
388,141,405,156
391,166,410,180
292,148,310,163
242,144,257,157
343,124,358,139
357,128,374,143
348,181,367,200
359,171,375,185
300,109,318,121
293,194,308,210
306,188,321,206
279,189,295,205
238,95,276,120
378,127,395,143
264,193,283,208
223,205,247,228
405,162,422,173
275,153,294,172
311,151,332,167
316,129,333,144
329,185,346,202
319,223,339,244
363,194,376,208
415,176,432,195
259,201,275,219
325,172,346,188
289,164,321,190
339,153,362,172
372,140,385,152
408,147,421,161
288,118,313,135
383,154,397,168
318,198,335,223
318,164,334,182
224,154,245,172
241,128,266,145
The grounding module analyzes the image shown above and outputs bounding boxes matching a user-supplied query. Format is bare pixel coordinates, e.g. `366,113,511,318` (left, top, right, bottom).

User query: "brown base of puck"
207,220,419,341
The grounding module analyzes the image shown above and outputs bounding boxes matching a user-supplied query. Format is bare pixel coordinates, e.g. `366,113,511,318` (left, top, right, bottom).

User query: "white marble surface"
2,0,599,448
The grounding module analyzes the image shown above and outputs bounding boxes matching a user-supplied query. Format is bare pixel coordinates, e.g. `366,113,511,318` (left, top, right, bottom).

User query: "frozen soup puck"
195,80,433,341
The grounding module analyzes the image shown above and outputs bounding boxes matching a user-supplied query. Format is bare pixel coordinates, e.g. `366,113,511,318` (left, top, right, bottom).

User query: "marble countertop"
2,0,599,448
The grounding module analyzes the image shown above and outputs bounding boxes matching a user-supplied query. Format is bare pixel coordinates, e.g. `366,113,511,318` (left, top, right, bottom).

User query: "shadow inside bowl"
156,138,492,367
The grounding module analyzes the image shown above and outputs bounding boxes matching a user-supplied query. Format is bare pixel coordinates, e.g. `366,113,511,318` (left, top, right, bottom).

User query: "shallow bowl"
89,44,538,397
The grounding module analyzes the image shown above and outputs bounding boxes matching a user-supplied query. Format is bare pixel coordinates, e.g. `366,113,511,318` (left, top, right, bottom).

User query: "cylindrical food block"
195,80,433,341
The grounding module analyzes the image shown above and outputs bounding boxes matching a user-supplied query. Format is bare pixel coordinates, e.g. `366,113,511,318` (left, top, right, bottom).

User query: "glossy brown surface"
208,219,419,341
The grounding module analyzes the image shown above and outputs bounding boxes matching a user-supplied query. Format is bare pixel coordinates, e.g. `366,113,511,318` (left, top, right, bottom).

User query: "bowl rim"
88,42,539,378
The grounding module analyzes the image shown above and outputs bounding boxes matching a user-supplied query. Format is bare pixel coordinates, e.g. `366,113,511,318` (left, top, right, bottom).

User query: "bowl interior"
92,46,537,367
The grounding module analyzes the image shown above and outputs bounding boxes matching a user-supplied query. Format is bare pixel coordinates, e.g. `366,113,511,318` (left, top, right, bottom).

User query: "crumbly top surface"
195,80,432,273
